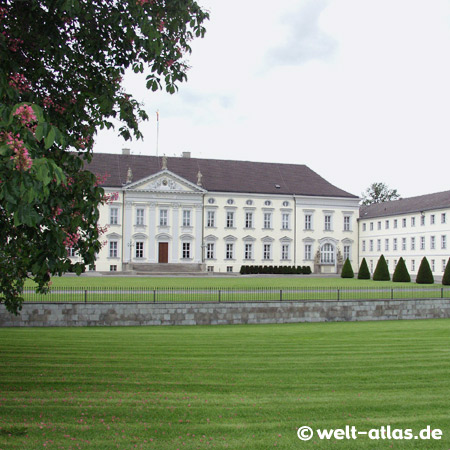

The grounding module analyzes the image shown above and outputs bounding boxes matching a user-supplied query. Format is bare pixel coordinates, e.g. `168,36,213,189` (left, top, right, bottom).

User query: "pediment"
124,170,206,194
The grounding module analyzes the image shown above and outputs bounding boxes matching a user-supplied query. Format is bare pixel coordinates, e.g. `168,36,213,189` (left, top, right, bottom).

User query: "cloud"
266,0,337,67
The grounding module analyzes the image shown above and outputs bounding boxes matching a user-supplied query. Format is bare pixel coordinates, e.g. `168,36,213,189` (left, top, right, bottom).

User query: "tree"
0,1,209,314
341,258,354,278
361,182,400,205
392,257,411,283
416,257,434,284
373,255,390,281
442,258,450,286
357,258,371,280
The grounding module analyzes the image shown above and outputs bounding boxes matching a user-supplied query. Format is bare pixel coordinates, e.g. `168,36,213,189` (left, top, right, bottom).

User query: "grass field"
1,320,450,449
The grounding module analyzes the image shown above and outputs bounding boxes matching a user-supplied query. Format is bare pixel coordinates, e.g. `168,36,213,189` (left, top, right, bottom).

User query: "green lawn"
1,320,450,449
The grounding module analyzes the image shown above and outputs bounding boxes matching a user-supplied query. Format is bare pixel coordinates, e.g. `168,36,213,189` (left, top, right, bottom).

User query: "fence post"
442,287,444,299
218,289,221,303
84,289,87,304
153,289,156,303
280,289,283,302
337,288,340,301
391,288,394,300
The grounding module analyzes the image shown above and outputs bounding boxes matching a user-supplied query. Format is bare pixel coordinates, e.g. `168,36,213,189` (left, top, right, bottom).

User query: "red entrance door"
158,242,168,263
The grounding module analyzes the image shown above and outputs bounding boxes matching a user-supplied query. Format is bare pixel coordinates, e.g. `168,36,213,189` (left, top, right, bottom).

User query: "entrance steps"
130,263,206,275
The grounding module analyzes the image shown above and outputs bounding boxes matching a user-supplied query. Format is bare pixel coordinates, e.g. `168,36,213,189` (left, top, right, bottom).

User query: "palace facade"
83,151,360,273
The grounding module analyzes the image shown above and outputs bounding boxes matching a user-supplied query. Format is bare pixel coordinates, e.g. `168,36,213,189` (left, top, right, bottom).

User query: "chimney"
182,151,191,158
122,148,131,155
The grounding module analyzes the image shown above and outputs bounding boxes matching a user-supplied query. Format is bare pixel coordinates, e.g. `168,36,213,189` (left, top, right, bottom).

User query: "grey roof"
359,190,450,219
86,152,358,198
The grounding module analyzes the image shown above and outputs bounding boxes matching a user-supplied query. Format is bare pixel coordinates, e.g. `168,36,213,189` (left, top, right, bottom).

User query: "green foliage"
442,258,450,286
362,182,400,205
373,255,390,281
0,1,209,314
357,258,371,280
416,257,434,284
341,258,354,278
392,257,411,283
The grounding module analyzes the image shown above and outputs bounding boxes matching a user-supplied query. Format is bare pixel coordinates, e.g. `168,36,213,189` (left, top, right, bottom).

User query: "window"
208,198,215,204
443,259,447,272
304,244,312,260
321,243,334,264
207,211,215,227
431,259,435,272
110,265,117,272
263,212,272,229
264,200,271,206
244,243,253,260
68,247,76,257
246,200,253,206
377,239,381,251
324,215,332,231
402,238,406,251
207,266,214,272
411,237,415,250
411,217,415,227
421,215,425,226
394,219,398,228
362,223,366,232
431,214,435,224
370,222,374,231
263,243,272,260
305,214,312,230
135,241,144,258
281,244,289,260
206,243,215,259
282,213,290,230
110,207,119,225
393,238,397,251
343,245,350,260
377,221,381,230
362,240,366,252
442,235,447,250
282,201,289,207
226,243,234,260
385,220,390,229
420,236,425,250
226,211,234,228
159,209,168,226
182,242,191,259
402,218,407,228
344,216,351,231
226,266,233,273
430,236,436,250
109,241,118,258
411,260,415,272
369,240,374,251
245,212,253,229
136,208,144,225
442,213,447,224
385,239,389,251
182,210,191,227
227,199,234,205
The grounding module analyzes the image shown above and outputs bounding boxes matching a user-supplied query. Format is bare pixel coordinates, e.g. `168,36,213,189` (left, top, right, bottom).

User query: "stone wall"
1,299,450,326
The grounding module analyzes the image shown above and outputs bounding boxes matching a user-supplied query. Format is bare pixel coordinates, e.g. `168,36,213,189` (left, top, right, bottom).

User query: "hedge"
240,265,312,275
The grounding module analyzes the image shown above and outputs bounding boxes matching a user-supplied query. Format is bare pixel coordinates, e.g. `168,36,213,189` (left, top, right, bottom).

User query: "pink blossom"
1,131,33,171
9,73,31,93
13,104,37,125
63,232,80,248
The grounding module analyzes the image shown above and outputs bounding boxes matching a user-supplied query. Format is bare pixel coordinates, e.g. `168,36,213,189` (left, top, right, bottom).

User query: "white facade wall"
359,208,450,276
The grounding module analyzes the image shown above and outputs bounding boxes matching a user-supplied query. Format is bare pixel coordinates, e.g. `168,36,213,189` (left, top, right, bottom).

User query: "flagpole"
156,110,160,157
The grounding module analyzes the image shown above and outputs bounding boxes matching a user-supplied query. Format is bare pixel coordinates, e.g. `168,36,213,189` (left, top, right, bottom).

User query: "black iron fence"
16,286,450,303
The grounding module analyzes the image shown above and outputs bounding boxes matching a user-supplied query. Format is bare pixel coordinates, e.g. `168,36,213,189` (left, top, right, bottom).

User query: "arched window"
321,243,335,264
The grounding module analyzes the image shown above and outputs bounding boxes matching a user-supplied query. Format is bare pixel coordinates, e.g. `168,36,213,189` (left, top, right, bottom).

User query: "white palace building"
80,150,450,277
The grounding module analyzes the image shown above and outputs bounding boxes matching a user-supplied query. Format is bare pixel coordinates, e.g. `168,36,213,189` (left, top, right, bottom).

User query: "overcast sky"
94,0,450,199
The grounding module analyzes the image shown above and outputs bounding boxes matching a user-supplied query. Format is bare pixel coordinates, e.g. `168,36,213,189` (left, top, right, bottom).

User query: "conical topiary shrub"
373,254,390,281
357,257,371,280
392,257,411,282
416,257,434,284
341,258,354,278
442,258,450,286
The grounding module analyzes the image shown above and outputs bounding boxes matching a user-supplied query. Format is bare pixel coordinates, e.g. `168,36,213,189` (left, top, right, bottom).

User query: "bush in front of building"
443,258,450,286
357,258,371,280
416,257,434,284
373,255,390,281
392,257,411,282
240,265,312,275
341,258,354,278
